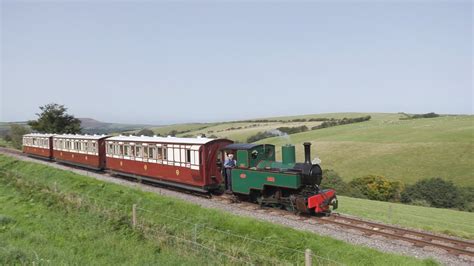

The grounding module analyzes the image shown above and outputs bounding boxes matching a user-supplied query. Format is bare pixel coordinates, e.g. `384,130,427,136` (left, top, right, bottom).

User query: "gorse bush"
349,175,403,202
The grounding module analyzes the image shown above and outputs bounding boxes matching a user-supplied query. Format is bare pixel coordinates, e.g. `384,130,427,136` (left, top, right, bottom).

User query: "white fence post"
132,204,137,228
305,249,312,266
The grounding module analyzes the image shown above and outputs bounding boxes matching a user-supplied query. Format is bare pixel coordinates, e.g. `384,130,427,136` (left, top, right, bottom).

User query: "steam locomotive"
225,142,338,214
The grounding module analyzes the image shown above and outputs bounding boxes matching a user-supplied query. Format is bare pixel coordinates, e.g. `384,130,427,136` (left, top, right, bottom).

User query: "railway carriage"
22,133,55,159
52,134,110,170
105,135,233,192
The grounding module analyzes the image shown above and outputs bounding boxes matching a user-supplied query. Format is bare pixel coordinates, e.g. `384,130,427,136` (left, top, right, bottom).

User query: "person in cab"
223,153,236,193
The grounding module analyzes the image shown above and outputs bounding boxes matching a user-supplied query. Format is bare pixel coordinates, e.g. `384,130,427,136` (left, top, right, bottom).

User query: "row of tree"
311,116,372,130
399,112,440,120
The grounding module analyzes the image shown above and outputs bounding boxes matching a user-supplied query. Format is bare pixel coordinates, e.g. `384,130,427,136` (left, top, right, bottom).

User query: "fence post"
388,205,393,224
132,204,137,228
305,249,312,266
193,224,198,246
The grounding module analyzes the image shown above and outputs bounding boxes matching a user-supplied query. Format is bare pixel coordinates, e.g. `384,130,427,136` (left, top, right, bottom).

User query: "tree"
7,124,31,149
401,178,463,208
28,103,81,134
168,130,178,137
137,128,154,136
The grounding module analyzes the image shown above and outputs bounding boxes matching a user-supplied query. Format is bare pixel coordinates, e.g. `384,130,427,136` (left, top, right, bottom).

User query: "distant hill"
78,118,109,129
0,118,158,136
78,118,157,135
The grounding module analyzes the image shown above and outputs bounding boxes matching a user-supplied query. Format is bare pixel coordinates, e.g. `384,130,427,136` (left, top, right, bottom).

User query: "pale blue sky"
1,1,472,124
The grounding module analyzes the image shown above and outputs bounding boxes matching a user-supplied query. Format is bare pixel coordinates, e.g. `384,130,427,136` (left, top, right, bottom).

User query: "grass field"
257,114,474,186
337,196,474,239
0,154,437,265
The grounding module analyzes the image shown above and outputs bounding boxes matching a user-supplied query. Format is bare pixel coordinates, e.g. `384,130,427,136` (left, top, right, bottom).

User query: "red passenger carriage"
22,133,55,159
52,134,110,170
105,136,233,192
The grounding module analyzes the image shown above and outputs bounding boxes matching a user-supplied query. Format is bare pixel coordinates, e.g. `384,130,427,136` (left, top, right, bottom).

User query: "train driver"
223,152,236,193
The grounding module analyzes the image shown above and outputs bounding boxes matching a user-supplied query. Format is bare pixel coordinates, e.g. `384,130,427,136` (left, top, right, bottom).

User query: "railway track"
2,147,474,259
212,194,474,259
317,214,474,258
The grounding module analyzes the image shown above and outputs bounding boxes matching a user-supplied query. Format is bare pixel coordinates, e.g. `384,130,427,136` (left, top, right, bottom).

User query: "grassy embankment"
337,196,474,239
0,154,436,265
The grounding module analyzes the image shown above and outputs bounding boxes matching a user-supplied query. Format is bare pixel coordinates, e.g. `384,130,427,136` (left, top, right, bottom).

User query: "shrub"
349,175,403,201
8,124,30,149
320,170,351,195
400,112,440,120
401,178,463,209
311,116,371,130
246,131,279,143
308,118,330,122
137,128,154,136
276,126,308,134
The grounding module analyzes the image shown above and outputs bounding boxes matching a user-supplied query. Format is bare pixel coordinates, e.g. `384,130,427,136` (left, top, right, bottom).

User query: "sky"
1,0,472,124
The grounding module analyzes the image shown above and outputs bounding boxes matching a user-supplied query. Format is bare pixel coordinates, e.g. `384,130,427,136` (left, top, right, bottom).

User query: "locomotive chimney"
303,142,311,164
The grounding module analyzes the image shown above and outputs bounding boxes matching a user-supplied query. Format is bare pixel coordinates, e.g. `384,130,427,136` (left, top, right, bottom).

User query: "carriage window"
114,144,120,155
148,147,155,159
157,147,163,160
108,143,113,154
135,146,143,158
186,149,191,163
124,145,130,156
92,142,97,153
168,147,174,161
143,146,149,158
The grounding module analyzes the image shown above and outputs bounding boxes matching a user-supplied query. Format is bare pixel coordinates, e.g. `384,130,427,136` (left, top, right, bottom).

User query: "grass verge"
337,196,474,239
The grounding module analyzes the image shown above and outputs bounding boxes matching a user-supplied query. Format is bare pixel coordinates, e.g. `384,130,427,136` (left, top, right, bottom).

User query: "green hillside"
257,114,473,186
138,113,472,186
17,112,466,186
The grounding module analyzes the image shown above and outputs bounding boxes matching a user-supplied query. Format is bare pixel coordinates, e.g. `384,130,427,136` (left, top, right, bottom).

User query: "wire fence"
1,169,345,266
